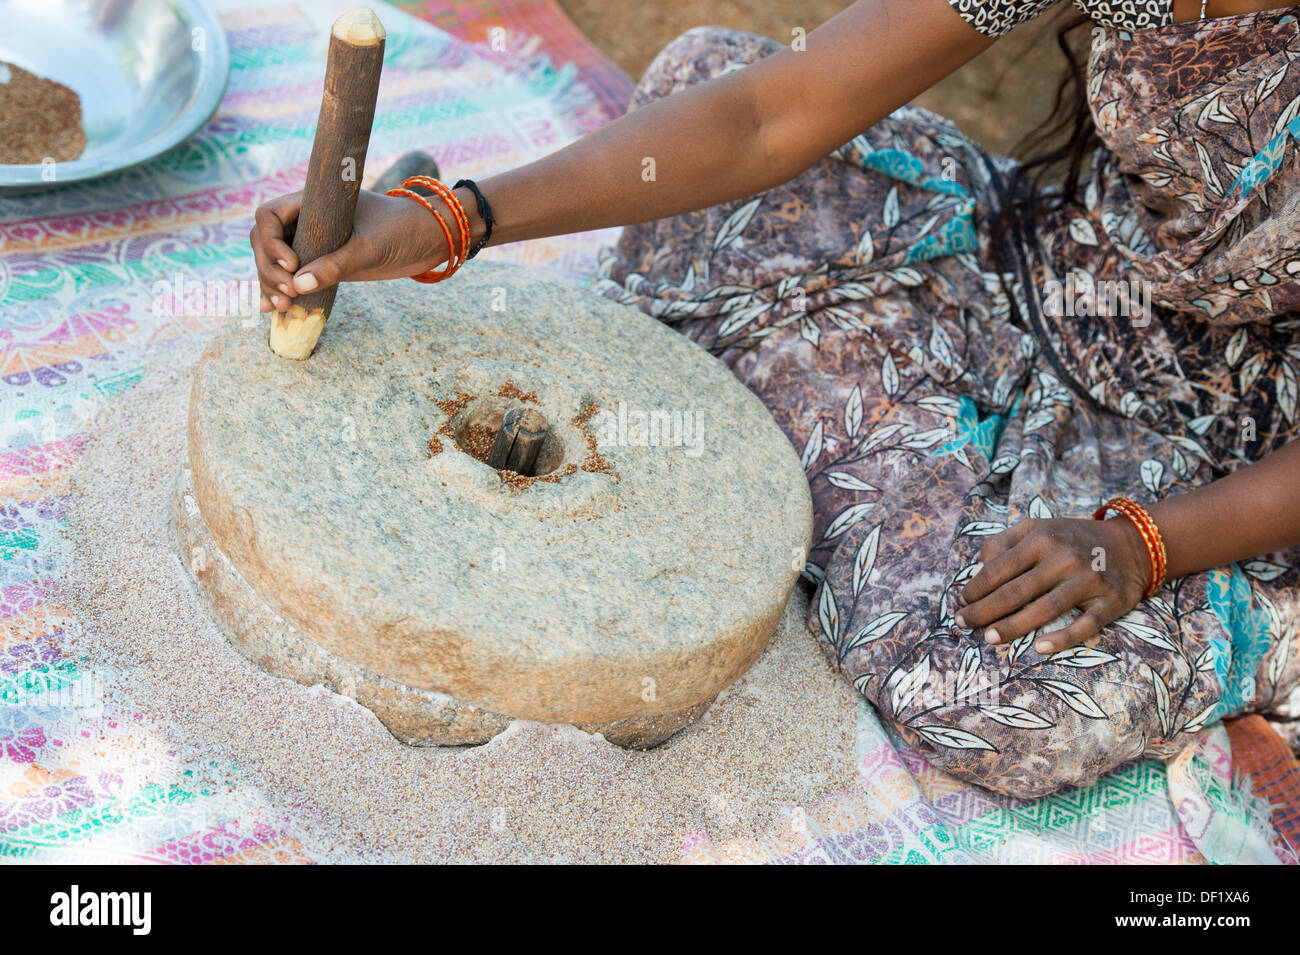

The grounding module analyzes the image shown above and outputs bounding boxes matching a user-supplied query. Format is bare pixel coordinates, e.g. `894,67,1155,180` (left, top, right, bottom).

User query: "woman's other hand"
956,517,1151,654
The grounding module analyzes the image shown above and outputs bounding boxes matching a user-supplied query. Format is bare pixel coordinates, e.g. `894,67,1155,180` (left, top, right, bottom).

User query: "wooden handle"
270,7,386,360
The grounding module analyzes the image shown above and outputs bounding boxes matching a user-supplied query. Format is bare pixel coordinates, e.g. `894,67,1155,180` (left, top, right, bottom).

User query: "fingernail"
985,628,1001,645
276,258,290,270
955,613,968,629
277,283,290,295
1034,640,1053,654
293,272,318,293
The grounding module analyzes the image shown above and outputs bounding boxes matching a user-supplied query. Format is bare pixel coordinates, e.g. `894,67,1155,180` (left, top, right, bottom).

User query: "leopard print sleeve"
944,0,1062,37
945,0,1173,38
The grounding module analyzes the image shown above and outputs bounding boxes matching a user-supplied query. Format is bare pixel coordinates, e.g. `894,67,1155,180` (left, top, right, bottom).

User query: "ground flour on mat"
65,337,859,863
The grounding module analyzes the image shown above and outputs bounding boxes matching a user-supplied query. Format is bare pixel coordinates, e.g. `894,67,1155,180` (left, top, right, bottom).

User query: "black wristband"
453,178,495,259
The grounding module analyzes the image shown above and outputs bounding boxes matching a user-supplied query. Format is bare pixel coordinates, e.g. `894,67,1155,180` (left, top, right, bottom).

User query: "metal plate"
0,0,230,190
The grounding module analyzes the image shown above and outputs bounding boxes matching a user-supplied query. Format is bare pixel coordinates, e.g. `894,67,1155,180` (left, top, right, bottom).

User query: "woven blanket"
0,0,1296,864
685,708,1296,863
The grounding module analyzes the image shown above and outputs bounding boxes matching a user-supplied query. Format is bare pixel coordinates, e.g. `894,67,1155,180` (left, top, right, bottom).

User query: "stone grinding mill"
175,8,812,747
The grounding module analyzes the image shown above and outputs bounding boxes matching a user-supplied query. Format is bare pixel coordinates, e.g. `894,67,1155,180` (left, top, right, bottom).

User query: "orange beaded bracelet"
1092,496,1167,598
384,176,471,283
406,175,471,264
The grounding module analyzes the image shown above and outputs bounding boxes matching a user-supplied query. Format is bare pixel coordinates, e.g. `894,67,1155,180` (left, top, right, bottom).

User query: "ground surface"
556,0,1075,157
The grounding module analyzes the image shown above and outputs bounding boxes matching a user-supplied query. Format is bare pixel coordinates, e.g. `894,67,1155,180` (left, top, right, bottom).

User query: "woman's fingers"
293,237,371,297
957,562,1056,636
258,281,290,314
959,521,1039,609
254,192,301,250
978,578,1090,647
1034,600,1113,654
979,519,1035,564
265,233,299,276
251,234,295,312
251,194,303,311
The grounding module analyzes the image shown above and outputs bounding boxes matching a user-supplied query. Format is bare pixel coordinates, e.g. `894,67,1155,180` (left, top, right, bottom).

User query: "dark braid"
988,13,1100,260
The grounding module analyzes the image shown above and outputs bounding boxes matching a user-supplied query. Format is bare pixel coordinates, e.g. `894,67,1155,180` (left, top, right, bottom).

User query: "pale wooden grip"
270,7,386,360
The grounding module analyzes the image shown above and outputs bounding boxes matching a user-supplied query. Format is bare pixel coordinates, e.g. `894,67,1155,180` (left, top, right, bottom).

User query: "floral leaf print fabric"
1035,13,1300,471
595,17,1300,798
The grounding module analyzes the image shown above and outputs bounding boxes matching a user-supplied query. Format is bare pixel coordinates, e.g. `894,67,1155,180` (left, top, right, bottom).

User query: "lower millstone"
173,467,713,747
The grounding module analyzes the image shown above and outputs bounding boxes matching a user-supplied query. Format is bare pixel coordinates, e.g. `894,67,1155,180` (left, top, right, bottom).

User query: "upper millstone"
183,261,812,743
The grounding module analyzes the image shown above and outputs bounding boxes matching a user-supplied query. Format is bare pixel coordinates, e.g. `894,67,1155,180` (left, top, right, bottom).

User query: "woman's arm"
959,441,1300,653
473,0,992,246
251,0,992,310
1152,439,1300,579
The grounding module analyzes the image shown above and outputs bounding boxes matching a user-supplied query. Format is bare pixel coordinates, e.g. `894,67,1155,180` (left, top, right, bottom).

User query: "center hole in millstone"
451,396,564,477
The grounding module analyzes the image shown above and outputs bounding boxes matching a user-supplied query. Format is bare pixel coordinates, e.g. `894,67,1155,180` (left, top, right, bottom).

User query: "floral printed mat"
0,0,1295,864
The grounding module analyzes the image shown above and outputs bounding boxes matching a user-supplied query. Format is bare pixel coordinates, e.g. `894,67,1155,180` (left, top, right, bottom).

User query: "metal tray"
0,0,230,190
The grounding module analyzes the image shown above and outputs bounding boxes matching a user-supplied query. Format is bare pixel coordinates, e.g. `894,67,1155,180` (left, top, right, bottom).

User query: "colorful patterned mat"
1,0,1297,864
685,709,1297,863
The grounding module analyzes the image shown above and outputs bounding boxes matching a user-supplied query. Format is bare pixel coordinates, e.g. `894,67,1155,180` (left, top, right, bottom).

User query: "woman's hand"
250,189,450,313
955,517,1151,654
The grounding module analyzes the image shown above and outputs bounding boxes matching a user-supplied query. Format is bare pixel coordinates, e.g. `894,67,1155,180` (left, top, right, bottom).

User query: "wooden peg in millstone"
486,408,550,476
270,8,386,361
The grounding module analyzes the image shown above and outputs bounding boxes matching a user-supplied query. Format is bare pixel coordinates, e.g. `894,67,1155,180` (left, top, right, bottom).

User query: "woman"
251,0,1300,798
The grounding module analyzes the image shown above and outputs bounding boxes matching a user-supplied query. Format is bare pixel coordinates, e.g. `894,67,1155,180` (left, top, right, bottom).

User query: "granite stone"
182,261,812,746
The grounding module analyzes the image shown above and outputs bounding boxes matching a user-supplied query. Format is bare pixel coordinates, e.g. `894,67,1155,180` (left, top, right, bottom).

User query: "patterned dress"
594,5,1300,797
